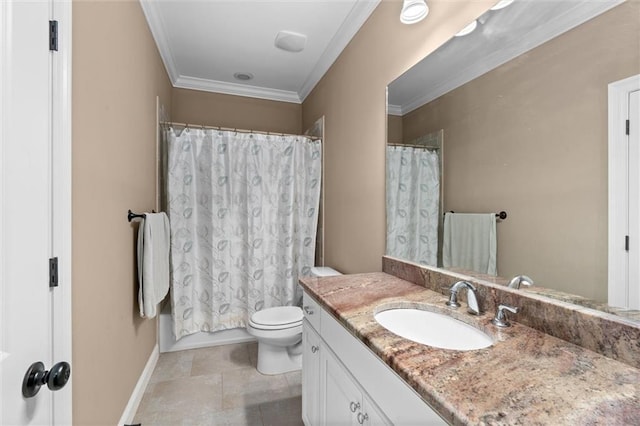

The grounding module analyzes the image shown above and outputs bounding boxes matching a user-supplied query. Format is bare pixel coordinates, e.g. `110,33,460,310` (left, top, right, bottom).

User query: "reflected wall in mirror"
386,0,640,317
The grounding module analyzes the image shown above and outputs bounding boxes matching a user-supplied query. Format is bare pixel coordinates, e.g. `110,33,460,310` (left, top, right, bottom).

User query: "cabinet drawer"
302,291,321,332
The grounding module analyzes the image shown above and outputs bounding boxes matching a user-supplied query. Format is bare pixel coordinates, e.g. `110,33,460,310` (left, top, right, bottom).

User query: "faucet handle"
491,304,519,328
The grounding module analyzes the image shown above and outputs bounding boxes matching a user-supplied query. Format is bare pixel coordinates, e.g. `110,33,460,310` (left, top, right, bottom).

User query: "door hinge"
49,257,59,287
625,235,629,252
49,20,58,51
626,119,630,136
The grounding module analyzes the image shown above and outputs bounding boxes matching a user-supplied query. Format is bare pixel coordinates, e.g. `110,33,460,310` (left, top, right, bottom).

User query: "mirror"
386,0,640,319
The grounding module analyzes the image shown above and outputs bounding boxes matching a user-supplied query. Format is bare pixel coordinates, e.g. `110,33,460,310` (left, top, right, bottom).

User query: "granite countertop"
299,272,640,426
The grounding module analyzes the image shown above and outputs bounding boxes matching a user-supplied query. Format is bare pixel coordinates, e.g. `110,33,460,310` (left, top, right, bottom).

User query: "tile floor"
133,342,303,426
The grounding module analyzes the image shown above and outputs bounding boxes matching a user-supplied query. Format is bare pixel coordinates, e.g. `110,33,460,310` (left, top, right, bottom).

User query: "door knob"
22,361,71,398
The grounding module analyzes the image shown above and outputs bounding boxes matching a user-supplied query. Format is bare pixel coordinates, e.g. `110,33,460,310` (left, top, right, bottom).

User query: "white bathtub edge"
159,307,256,353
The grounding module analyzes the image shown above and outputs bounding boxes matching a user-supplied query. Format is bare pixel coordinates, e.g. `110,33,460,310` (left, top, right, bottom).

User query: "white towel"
443,213,497,275
137,212,171,318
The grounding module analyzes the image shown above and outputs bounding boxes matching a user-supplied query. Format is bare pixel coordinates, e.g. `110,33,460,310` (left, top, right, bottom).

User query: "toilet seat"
249,306,303,331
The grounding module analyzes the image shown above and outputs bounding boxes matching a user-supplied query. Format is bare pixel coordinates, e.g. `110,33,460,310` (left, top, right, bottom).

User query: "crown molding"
298,0,381,102
387,104,403,116
175,76,302,104
399,0,623,115
139,0,179,83
141,0,379,104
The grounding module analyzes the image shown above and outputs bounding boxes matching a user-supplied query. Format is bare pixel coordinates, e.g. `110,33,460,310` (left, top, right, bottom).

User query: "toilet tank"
310,266,342,277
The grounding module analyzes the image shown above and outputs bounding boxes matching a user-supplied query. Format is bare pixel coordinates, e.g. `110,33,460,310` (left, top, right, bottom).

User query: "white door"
628,89,640,309
609,75,640,310
0,0,72,424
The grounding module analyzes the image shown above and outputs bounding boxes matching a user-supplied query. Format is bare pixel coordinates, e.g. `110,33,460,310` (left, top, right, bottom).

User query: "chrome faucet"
507,275,534,289
492,304,519,327
446,280,481,315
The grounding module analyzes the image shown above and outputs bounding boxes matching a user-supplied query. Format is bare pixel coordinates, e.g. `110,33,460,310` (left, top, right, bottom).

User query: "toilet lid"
250,306,303,330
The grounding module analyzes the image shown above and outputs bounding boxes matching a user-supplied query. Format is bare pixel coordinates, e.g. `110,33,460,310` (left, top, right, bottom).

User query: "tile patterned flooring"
133,342,303,426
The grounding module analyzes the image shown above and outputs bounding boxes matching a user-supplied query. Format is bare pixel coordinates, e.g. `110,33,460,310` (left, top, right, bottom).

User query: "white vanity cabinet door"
362,394,392,426
321,344,361,426
302,319,322,426
320,340,391,426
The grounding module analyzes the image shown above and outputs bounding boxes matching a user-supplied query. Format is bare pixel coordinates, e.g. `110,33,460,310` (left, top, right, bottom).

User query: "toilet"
247,266,341,375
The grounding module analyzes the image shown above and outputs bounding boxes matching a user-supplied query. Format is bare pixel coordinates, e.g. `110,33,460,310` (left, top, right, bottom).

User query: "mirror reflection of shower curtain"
166,128,322,339
386,146,440,266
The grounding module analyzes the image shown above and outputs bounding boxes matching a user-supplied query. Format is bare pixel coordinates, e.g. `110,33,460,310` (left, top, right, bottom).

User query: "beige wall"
172,88,302,134
72,1,172,424
387,114,403,144
302,0,496,273
401,1,640,302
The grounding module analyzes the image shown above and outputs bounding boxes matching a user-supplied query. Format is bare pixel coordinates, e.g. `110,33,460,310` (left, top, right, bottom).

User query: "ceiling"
388,0,624,115
140,0,381,104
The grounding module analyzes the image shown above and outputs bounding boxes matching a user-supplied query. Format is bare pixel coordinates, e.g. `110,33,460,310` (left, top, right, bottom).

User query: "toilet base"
256,340,302,375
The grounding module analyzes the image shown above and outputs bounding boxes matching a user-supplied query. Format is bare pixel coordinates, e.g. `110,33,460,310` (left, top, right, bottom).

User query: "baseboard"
118,344,159,426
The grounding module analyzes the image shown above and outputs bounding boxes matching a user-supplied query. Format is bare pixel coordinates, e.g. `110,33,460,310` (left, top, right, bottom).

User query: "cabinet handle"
303,306,314,315
349,401,360,413
357,412,369,425
311,345,319,354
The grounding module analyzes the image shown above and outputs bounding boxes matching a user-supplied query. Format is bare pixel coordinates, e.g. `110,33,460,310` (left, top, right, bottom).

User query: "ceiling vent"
274,31,307,53
234,72,254,81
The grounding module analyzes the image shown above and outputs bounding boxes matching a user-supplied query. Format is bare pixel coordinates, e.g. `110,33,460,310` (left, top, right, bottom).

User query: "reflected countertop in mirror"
385,0,640,322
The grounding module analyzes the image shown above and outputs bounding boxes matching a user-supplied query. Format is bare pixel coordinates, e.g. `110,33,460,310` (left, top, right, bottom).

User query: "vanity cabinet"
302,291,446,426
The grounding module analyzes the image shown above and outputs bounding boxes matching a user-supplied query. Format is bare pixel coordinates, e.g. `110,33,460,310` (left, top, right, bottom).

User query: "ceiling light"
274,31,307,53
400,0,429,25
455,20,477,37
490,0,515,11
233,72,254,81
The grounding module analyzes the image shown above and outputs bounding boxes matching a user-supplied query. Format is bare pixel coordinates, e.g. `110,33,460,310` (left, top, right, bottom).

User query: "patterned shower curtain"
386,146,440,266
166,128,322,338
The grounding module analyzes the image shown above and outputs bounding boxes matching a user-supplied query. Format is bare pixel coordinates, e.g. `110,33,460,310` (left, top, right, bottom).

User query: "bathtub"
158,303,255,353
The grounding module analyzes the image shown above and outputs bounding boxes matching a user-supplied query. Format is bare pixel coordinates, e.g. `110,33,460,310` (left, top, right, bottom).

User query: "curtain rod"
388,142,440,150
161,121,321,141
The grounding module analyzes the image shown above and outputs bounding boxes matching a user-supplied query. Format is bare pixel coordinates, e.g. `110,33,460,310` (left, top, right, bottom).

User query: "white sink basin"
374,308,493,351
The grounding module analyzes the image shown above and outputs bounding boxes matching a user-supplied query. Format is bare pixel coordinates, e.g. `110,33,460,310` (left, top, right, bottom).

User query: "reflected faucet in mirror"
508,275,534,290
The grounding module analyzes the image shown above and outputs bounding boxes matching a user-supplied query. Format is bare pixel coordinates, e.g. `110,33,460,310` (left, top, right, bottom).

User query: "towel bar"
128,209,156,222
446,211,507,220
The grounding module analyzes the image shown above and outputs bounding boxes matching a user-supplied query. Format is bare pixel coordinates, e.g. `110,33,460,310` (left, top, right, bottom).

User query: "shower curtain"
166,128,322,338
386,146,440,266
